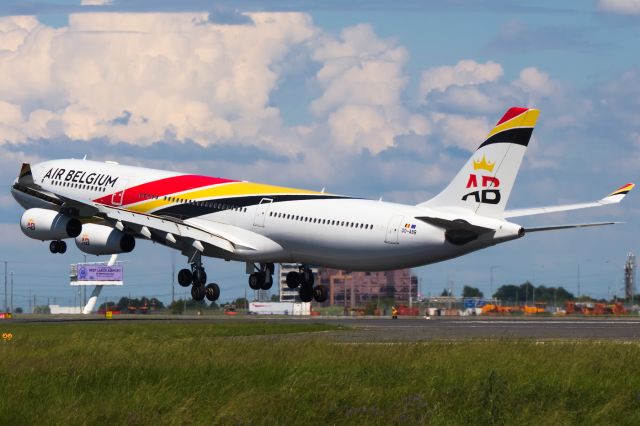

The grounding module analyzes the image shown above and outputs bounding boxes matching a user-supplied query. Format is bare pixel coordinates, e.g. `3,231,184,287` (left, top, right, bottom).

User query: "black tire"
261,279,273,291
58,241,67,254
303,270,314,287
313,284,329,303
249,272,264,290
205,283,220,302
191,284,206,301
299,285,314,302
286,271,301,289
192,268,207,286
177,269,192,287
49,241,59,254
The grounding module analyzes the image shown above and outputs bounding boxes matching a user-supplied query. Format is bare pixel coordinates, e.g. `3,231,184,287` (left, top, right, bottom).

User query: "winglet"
600,183,635,204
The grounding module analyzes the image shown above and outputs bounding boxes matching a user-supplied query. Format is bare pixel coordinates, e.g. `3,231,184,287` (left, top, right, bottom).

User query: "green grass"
2,322,640,425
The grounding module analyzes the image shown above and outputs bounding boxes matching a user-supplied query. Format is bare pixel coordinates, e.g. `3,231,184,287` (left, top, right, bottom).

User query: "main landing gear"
248,263,275,291
177,252,220,302
285,265,328,303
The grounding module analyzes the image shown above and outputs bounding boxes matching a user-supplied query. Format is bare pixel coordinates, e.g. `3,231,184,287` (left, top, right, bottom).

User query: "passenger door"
253,198,273,227
384,214,404,244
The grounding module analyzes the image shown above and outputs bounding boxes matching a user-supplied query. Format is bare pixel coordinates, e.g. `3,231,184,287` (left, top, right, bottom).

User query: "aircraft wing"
92,204,242,254
503,183,634,218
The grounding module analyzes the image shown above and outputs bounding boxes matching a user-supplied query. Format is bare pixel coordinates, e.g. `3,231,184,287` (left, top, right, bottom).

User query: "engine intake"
20,208,82,240
75,223,135,255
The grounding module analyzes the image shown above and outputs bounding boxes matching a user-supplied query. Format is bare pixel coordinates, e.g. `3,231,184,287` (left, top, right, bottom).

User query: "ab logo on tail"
462,156,501,205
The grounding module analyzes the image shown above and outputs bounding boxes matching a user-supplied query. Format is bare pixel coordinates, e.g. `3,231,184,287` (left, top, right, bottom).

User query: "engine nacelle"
20,208,82,241
75,223,135,255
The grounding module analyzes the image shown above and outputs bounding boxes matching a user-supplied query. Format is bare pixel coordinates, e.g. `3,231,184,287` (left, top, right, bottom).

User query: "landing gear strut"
181,251,220,302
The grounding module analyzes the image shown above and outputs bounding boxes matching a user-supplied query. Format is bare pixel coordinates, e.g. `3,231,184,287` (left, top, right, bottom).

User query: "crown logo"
473,155,495,172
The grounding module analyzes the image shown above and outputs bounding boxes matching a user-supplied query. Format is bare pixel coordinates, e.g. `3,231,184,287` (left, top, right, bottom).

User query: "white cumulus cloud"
80,0,114,6
0,12,317,151
597,0,640,15
419,60,503,103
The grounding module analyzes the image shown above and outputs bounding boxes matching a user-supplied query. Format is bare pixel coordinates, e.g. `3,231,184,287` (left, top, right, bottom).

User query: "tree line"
443,282,576,303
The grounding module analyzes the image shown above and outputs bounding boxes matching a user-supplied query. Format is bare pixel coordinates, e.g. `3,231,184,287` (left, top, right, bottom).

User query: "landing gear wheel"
302,269,314,286
49,241,59,254
313,284,328,303
261,279,273,291
57,241,67,254
178,269,193,287
299,285,314,303
191,284,206,301
286,271,302,289
192,268,207,286
249,272,265,290
205,283,220,302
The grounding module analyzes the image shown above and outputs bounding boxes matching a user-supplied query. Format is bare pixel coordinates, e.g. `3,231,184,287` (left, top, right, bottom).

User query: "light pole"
10,272,13,313
489,265,499,300
3,261,7,313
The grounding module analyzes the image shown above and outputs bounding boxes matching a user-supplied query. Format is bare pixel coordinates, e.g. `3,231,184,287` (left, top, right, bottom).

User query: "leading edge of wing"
503,183,634,219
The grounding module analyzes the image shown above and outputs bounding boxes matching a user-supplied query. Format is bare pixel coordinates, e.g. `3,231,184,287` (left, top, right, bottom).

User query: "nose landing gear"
49,240,67,254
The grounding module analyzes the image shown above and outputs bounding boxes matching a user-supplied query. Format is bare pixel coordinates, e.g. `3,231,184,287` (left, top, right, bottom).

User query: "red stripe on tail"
496,107,528,125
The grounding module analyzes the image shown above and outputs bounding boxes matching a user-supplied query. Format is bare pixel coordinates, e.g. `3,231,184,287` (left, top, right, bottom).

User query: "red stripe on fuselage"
93,174,237,206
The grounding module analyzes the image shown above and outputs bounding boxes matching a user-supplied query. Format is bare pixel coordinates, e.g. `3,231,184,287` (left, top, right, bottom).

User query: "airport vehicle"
11,107,634,303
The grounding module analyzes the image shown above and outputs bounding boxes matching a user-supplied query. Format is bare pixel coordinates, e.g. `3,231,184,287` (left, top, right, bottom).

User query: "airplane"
11,107,634,303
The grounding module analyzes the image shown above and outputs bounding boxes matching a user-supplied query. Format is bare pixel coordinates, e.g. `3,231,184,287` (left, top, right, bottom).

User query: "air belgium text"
43,168,119,187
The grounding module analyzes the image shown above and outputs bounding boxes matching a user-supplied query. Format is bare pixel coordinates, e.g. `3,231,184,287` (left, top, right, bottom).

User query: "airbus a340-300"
11,107,634,303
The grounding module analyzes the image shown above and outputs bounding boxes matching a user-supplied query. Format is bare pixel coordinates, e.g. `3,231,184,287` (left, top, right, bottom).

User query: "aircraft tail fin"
420,107,539,218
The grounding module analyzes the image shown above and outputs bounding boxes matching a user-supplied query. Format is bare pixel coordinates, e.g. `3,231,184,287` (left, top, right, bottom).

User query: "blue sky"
1,0,640,309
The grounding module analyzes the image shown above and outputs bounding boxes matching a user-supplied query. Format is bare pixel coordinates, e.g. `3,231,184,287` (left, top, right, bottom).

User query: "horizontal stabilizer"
504,183,635,218
524,222,619,233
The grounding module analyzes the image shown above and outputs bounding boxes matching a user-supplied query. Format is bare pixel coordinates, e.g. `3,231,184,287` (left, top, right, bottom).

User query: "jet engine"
75,223,135,255
20,208,82,240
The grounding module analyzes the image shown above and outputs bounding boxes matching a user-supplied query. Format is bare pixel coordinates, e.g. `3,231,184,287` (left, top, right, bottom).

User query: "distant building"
317,268,418,307
49,305,82,314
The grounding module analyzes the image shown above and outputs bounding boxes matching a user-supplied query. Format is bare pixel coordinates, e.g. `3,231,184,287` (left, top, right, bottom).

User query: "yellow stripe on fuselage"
128,181,326,213
485,109,539,140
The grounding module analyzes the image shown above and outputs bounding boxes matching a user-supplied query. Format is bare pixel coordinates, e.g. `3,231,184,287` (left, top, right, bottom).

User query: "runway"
8,314,640,341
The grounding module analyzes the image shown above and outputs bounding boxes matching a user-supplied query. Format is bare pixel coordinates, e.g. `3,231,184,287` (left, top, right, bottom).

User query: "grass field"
2,321,640,425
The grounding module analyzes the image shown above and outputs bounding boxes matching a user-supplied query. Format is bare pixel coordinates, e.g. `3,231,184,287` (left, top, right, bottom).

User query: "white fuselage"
16,159,524,270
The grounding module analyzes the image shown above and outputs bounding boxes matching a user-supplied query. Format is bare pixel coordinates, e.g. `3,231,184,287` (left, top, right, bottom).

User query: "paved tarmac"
7,314,640,341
